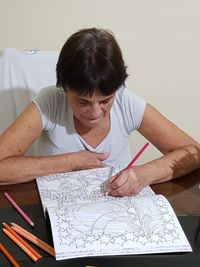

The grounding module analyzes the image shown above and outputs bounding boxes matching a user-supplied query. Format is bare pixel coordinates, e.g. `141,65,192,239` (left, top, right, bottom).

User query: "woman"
0,28,199,196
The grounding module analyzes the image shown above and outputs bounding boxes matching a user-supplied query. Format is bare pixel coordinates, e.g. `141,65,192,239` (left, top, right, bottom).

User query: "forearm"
143,144,200,185
0,150,108,185
0,154,74,185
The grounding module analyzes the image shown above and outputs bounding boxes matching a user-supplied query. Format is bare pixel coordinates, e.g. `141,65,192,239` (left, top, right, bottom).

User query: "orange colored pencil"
0,243,20,267
3,223,42,260
11,223,55,256
3,228,38,262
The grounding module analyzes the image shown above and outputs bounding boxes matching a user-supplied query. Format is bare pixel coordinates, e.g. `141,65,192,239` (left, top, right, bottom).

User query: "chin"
83,117,102,127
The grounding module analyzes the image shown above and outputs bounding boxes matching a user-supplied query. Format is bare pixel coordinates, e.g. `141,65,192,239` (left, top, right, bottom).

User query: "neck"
74,117,92,135
74,115,110,136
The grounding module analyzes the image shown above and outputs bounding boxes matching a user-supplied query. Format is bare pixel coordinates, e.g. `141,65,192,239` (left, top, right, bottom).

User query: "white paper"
36,166,192,260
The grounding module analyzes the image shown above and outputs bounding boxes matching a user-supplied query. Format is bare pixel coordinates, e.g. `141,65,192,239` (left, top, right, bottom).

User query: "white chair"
0,48,59,154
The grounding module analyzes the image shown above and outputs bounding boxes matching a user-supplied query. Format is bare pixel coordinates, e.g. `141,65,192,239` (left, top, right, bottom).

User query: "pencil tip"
105,190,110,197
30,222,34,227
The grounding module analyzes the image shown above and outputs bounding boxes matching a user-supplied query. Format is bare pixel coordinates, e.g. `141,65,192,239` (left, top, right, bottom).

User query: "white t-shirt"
32,85,146,167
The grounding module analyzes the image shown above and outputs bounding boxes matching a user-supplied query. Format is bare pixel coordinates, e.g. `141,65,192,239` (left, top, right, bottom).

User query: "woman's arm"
138,103,200,181
107,103,200,196
0,103,108,185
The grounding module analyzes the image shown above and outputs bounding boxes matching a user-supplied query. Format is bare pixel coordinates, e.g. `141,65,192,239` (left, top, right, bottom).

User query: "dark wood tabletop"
0,168,200,215
0,169,200,267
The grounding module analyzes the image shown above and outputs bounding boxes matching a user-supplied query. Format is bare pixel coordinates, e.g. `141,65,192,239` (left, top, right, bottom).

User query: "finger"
96,153,109,160
99,161,107,167
105,174,117,195
107,177,128,197
109,181,130,196
109,174,128,190
107,174,117,184
107,169,123,186
106,174,119,195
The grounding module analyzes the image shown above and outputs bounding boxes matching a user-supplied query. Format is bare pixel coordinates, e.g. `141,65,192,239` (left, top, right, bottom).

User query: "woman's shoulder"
115,84,145,105
113,85,147,132
34,85,65,104
36,85,64,97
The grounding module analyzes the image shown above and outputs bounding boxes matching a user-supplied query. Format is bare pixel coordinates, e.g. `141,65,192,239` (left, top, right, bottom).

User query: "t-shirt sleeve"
117,87,147,134
32,86,58,132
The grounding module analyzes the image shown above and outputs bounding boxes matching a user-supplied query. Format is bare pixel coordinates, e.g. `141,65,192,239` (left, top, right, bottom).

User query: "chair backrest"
0,48,59,154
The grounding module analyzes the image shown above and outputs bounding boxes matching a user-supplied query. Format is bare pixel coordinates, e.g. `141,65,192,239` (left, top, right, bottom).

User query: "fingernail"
100,162,106,167
105,188,110,196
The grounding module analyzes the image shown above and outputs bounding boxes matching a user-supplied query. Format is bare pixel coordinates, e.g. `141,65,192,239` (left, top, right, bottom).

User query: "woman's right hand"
69,150,109,171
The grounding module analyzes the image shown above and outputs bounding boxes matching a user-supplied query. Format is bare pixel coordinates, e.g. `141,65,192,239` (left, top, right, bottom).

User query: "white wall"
1,0,200,163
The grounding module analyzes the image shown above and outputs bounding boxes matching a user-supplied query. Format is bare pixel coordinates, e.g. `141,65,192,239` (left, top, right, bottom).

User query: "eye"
77,100,89,106
100,97,113,104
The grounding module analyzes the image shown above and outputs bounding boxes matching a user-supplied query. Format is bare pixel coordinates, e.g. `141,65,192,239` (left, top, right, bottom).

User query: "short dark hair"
56,28,128,96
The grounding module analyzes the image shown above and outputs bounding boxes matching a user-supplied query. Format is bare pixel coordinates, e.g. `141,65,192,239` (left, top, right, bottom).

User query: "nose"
88,103,102,118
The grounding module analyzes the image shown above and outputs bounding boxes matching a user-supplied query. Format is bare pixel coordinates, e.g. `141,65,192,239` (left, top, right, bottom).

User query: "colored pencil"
11,223,55,256
0,242,20,267
105,166,114,196
125,142,149,169
3,192,34,227
3,228,38,262
3,223,42,260
106,142,149,194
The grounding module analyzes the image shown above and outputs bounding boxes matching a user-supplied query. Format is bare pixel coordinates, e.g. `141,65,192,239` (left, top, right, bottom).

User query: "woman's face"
66,90,115,128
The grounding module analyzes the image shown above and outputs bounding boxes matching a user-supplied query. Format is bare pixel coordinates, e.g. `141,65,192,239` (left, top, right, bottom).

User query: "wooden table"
0,169,200,267
1,168,200,215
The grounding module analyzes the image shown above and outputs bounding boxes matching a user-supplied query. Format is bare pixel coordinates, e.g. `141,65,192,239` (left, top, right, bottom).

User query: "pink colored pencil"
3,192,34,227
105,142,149,195
125,142,149,169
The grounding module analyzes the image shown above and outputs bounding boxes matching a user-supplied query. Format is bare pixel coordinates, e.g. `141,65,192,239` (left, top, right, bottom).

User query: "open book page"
36,166,155,213
36,166,192,260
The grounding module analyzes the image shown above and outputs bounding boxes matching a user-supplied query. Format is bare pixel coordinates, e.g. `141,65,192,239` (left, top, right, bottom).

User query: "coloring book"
36,166,192,260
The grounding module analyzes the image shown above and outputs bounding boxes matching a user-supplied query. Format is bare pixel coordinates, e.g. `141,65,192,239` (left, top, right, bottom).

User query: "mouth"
88,117,101,121
85,116,102,121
